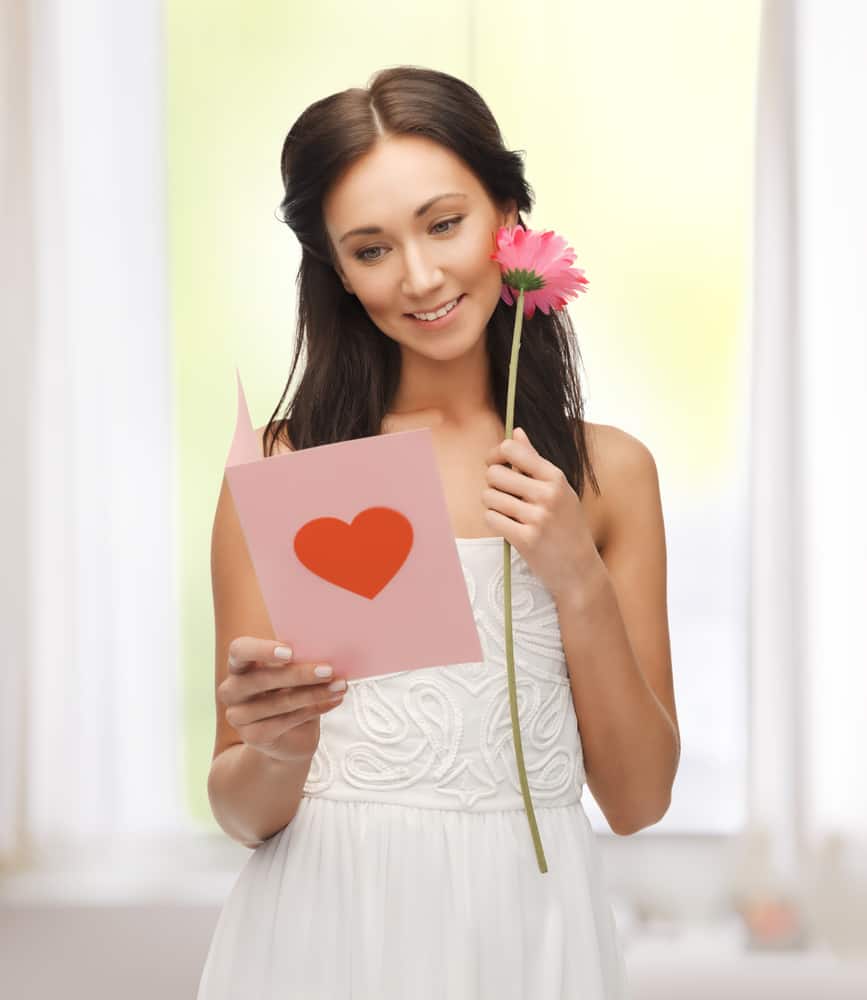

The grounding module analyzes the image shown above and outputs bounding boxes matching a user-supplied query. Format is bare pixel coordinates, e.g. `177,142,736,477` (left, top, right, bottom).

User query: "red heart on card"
293,507,414,599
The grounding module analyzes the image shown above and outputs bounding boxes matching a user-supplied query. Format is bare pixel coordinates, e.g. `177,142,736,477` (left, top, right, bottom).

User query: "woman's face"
323,135,517,361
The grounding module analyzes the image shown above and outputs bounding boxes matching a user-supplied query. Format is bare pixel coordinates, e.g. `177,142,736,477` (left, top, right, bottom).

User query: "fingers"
219,636,343,706
227,636,295,674
225,681,344,729
240,695,343,752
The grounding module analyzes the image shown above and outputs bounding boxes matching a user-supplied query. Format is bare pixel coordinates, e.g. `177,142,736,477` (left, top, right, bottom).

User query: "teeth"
411,296,460,321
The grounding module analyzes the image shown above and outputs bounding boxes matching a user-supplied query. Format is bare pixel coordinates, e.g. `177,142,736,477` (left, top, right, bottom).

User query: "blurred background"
2,0,866,997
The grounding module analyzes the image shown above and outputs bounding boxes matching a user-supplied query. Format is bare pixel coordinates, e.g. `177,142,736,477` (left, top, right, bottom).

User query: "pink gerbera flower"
490,224,589,318
488,222,589,875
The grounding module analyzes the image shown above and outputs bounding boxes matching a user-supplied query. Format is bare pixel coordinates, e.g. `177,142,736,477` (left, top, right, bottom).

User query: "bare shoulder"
582,422,660,545
254,421,295,457
586,422,657,483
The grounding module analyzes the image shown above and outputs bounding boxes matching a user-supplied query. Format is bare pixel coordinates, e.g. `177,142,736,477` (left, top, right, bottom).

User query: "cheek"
353,274,393,314
468,228,495,267
456,230,500,288
475,250,505,301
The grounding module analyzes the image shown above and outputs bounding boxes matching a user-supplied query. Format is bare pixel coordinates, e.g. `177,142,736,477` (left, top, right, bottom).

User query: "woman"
198,65,679,999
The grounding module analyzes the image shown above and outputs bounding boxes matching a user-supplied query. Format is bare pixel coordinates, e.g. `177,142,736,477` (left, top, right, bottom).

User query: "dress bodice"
302,537,587,811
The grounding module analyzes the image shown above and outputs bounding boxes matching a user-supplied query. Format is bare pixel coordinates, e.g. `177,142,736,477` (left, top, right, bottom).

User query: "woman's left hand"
482,426,599,599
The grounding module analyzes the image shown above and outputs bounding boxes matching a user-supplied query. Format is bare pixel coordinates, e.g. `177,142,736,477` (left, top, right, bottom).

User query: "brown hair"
267,65,599,499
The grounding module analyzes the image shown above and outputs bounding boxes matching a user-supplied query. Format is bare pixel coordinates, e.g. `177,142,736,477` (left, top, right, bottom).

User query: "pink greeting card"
223,369,484,681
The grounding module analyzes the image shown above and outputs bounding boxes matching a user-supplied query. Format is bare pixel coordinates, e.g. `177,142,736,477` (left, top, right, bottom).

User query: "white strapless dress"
197,537,628,999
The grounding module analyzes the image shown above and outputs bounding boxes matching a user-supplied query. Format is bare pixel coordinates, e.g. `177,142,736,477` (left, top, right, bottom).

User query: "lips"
405,294,464,317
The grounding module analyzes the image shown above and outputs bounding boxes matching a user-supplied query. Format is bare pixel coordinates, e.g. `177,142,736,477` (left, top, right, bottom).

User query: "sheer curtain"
744,0,867,946
1,0,192,879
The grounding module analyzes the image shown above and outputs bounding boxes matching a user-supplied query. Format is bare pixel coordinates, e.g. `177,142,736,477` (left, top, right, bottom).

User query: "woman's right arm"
207,740,315,850
206,425,343,848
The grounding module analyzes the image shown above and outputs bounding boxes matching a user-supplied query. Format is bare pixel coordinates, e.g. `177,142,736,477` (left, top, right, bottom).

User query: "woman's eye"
353,216,463,263
354,246,385,263
430,216,463,235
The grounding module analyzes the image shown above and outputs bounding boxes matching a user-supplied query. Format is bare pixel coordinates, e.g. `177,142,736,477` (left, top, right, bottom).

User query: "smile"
405,294,466,325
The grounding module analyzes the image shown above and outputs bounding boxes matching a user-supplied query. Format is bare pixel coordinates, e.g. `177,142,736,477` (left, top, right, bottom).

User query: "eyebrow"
338,192,468,244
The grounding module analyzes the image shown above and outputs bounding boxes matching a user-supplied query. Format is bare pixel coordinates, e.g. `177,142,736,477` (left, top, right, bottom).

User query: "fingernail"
274,646,293,660
327,679,347,693
314,664,333,678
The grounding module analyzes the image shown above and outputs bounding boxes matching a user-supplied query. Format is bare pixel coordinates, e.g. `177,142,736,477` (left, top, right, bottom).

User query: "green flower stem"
503,287,548,875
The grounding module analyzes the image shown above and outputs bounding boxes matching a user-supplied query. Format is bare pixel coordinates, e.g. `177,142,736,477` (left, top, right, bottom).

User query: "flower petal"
490,224,589,311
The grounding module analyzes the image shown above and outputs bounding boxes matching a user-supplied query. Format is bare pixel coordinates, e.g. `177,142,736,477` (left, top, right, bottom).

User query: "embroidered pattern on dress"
303,546,586,808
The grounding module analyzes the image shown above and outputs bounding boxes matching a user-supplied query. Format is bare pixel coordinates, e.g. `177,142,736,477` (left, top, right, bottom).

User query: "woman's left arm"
554,428,679,836
483,424,680,836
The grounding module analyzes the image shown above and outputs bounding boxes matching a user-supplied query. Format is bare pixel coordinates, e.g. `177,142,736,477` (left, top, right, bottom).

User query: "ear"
501,198,518,229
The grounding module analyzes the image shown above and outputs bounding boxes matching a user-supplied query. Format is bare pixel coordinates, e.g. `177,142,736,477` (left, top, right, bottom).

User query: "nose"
400,240,445,302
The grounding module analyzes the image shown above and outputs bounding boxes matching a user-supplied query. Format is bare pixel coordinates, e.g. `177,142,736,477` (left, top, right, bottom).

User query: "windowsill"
0,830,251,906
624,917,867,988
0,827,737,908
0,866,242,906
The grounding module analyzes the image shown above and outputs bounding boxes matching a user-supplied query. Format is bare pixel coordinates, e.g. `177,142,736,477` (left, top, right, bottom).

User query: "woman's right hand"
217,637,347,762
